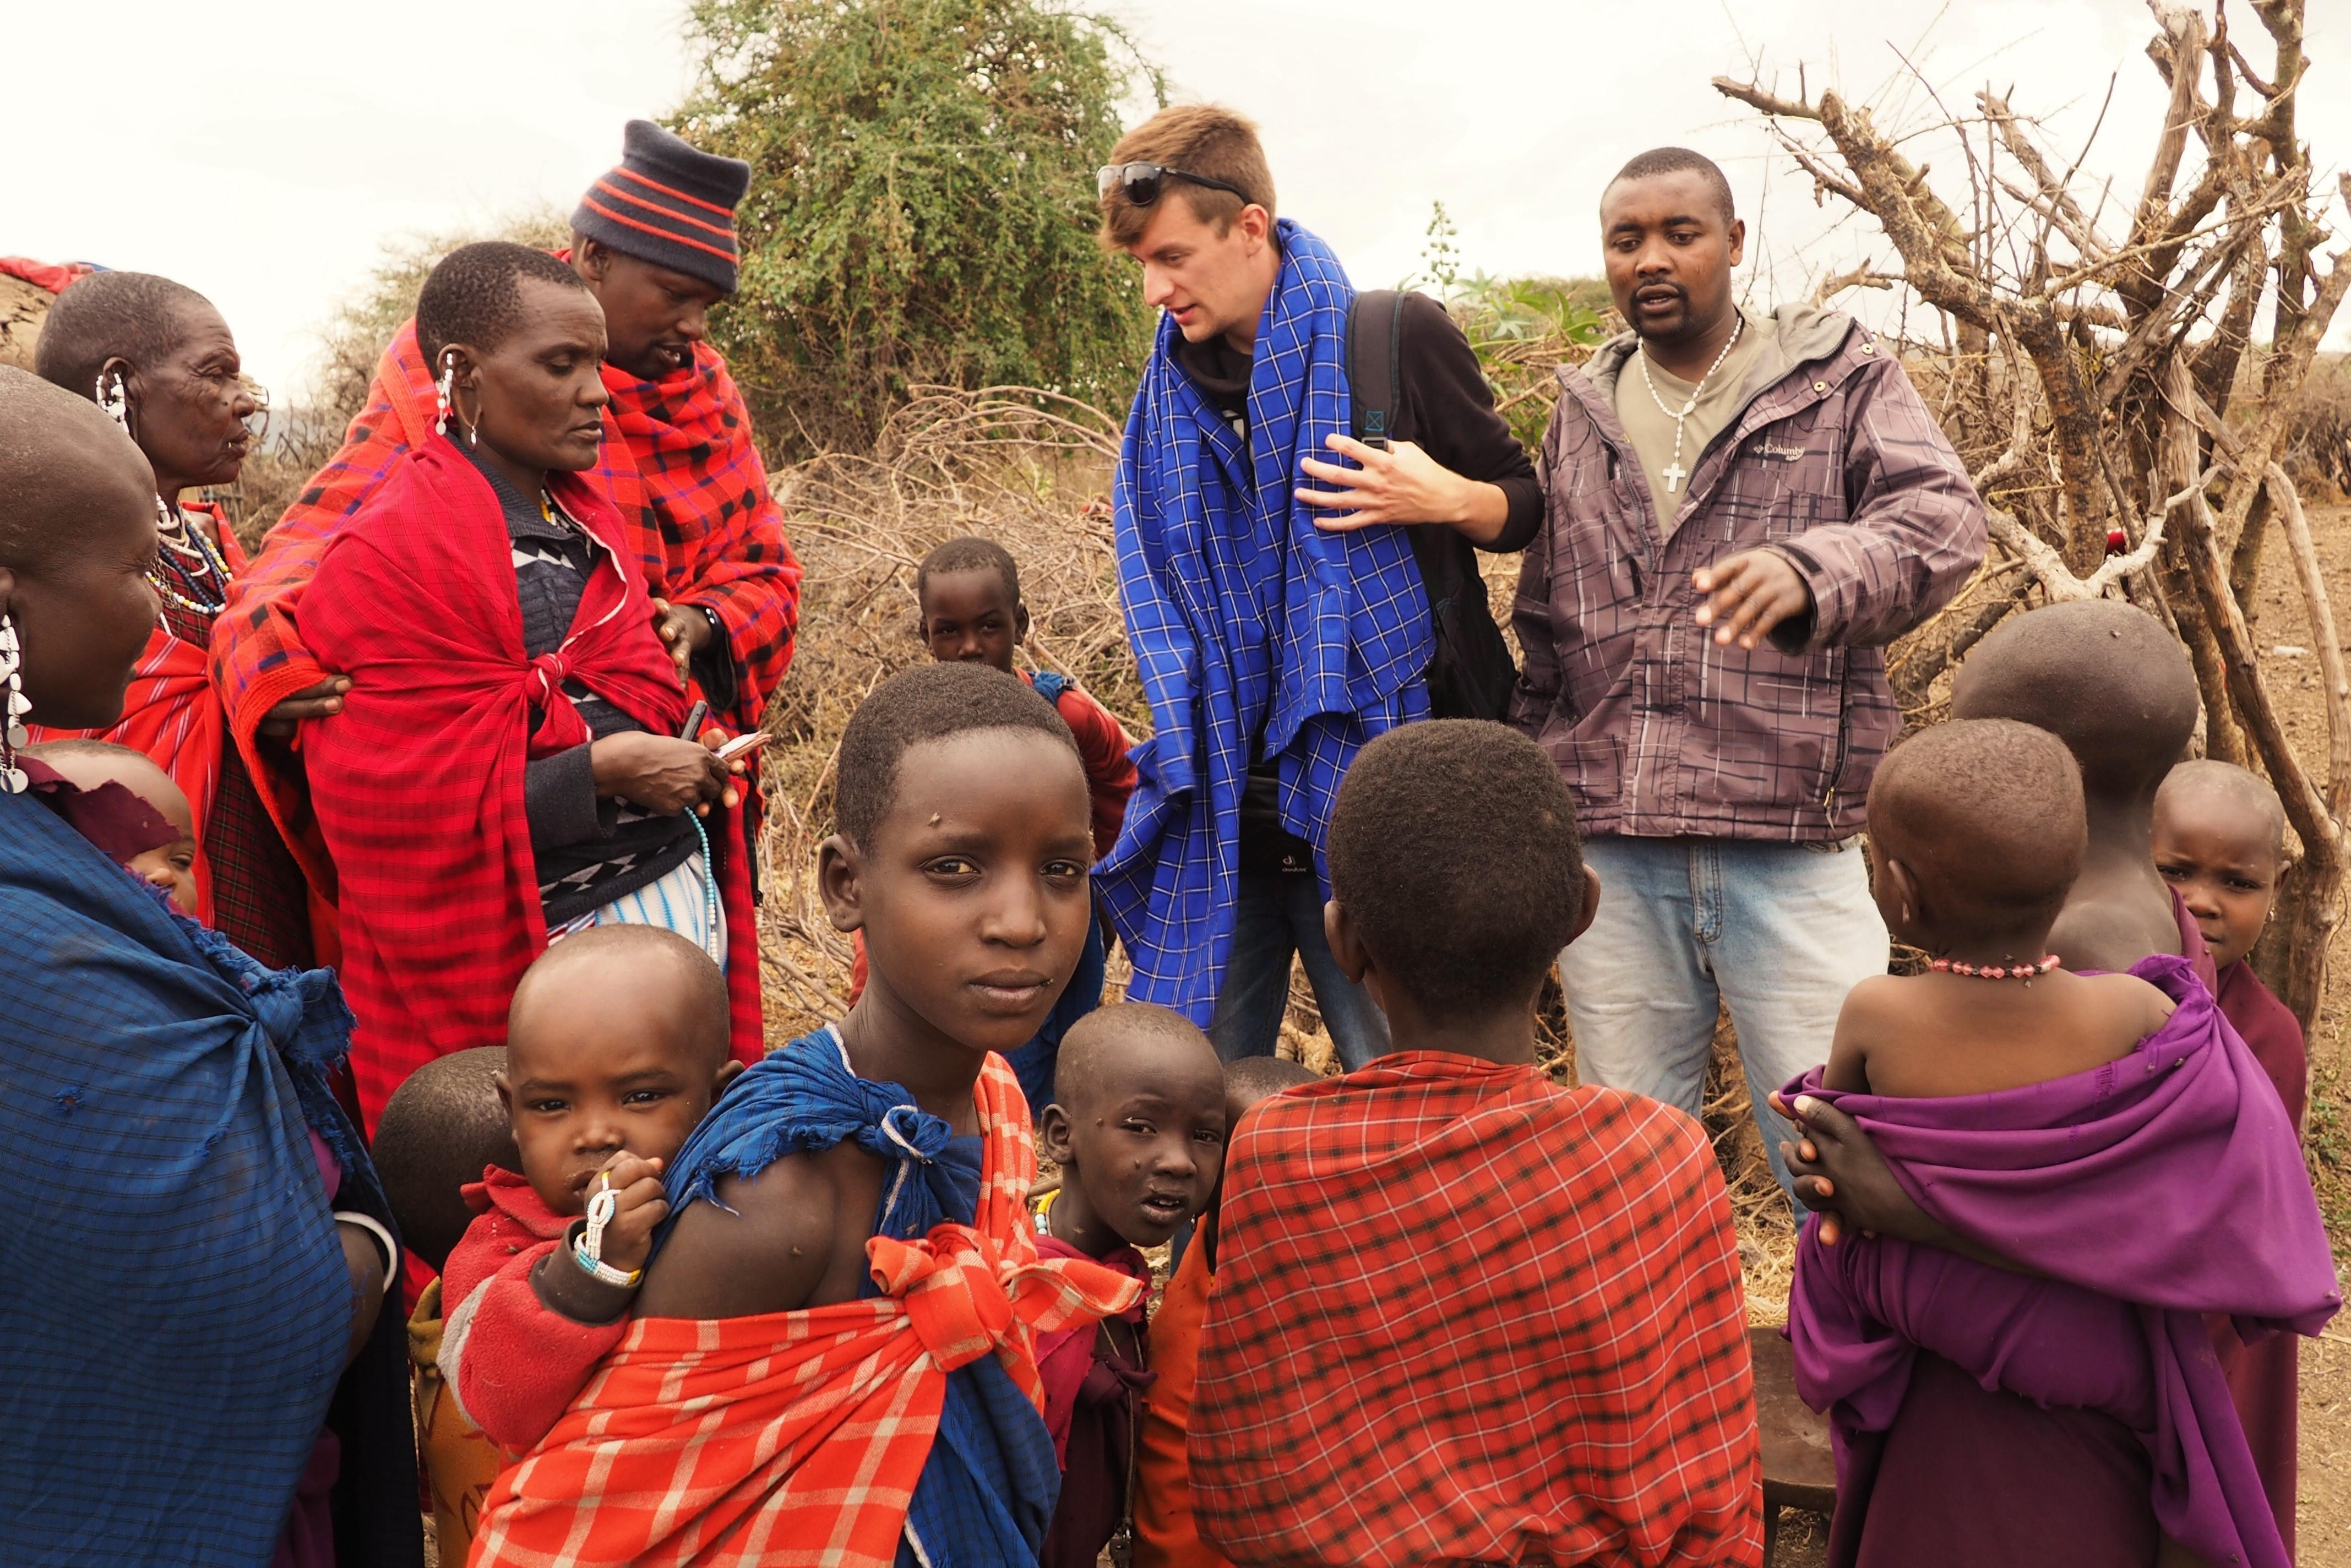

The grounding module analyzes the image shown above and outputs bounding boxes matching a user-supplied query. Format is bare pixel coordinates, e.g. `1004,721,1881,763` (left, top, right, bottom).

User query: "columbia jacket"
1508,306,1986,841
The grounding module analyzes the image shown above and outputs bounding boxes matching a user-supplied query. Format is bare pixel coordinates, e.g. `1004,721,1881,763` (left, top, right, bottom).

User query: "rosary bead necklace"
1637,314,1745,496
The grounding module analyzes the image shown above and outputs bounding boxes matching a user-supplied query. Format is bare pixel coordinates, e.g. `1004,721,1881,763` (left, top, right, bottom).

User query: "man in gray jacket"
1510,148,1985,1194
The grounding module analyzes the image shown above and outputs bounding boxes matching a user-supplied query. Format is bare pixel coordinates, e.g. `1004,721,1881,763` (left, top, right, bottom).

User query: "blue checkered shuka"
0,788,365,1565
1097,219,1432,1024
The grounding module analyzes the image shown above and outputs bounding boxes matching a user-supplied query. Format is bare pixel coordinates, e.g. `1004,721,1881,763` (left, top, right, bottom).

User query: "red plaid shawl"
27,504,244,919
209,320,800,896
297,438,760,1128
1193,1054,1762,1568
471,1052,1144,1568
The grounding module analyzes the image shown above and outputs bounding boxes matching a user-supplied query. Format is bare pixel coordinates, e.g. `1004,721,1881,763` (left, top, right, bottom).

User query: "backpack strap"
1346,290,1407,450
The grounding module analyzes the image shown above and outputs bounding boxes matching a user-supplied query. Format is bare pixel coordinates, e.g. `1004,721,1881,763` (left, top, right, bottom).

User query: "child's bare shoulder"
2072,970,2178,1050
636,1143,878,1320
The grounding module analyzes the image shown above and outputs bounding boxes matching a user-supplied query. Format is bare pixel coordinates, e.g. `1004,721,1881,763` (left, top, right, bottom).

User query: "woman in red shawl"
24,271,315,966
296,242,761,1127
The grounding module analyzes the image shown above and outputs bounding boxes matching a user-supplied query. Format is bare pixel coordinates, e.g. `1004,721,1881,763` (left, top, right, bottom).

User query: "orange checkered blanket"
470,1050,1141,1567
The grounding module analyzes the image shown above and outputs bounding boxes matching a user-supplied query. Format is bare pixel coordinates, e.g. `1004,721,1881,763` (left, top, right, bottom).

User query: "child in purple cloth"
1031,1002,1228,1568
1786,717,2338,1568
2154,759,2311,1558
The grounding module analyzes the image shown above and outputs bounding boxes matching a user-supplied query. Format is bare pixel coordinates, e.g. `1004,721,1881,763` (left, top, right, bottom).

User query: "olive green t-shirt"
1613,312,1770,534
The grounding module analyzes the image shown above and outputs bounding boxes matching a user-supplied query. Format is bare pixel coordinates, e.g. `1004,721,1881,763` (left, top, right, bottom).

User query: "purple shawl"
1784,955,2339,1568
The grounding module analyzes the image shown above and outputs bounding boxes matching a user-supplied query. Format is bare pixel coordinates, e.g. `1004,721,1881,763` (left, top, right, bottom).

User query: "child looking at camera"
469,662,1142,1568
436,924,742,1455
844,535,1139,1112
2153,758,2311,1547
1031,1002,1228,1568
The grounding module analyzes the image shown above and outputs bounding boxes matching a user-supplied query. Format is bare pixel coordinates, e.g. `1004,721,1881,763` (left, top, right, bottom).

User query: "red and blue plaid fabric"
296,438,762,1128
1193,1053,1762,1568
471,1046,1141,1568
209,317,800,893
1100,221,1430,1025
594,342,802,736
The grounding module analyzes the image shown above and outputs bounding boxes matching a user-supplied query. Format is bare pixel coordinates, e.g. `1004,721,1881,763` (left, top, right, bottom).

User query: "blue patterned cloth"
1098,220,1430,1024
657,1030,1062,1568
0,788,364,1566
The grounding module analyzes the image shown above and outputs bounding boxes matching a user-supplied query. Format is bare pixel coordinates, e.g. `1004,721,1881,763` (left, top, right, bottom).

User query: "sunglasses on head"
1097,161,1252,209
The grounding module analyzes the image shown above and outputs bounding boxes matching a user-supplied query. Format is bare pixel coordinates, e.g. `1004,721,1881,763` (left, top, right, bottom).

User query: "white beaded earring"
434,355,456,437
1,612,28,794
96,372,130,434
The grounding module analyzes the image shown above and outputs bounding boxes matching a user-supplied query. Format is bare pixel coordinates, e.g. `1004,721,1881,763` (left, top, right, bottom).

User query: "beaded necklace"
1635,313,1746,497
149,501,233,618
1928,954,2060,981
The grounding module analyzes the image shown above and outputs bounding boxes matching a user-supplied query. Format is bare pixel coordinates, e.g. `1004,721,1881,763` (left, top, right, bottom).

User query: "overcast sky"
8,0,2346,400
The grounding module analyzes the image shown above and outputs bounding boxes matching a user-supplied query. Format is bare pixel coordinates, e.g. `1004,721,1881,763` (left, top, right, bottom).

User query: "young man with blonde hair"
1095,105,1538,1070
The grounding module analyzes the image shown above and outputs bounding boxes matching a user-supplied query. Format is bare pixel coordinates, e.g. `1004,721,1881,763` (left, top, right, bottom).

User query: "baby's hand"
587,1154,670,1277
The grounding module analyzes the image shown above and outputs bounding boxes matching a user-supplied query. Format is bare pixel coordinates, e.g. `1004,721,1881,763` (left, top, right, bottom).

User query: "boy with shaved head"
1784,719,2336,1568
472,663,1142,1568
1193,720,1761,1568
1031,1003,1226,1568
1950,597,2203,971
1517,146,1985,1202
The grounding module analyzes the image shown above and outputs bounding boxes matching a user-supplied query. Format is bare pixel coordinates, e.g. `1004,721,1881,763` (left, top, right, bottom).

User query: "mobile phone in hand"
713,731,769,764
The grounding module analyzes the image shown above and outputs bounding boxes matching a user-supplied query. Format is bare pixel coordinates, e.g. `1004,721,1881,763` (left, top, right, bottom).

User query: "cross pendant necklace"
1637,314,1745,496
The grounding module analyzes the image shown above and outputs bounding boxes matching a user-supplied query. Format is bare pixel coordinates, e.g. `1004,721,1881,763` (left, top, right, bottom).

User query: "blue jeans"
1557,835,1889,1201
1209,868,1391,1071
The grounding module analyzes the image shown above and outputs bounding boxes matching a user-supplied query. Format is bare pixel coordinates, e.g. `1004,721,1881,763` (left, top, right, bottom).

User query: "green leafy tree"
671,0,1158,456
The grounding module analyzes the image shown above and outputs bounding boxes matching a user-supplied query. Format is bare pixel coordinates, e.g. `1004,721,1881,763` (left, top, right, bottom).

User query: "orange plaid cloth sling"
1191,1053,1762,1568
470,1050,1141,1567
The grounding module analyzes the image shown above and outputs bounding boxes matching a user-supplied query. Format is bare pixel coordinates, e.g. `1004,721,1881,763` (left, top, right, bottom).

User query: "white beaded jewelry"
1,612,27,794
95,371,130,434
435,355,456,438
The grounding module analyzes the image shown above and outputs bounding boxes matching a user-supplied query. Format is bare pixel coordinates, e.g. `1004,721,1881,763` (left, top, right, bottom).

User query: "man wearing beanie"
211,119,802,985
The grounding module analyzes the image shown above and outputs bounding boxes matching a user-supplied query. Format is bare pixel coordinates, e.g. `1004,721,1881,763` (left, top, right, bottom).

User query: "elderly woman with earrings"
28,270,319,968
293,242,762,1128
0,366,419,1565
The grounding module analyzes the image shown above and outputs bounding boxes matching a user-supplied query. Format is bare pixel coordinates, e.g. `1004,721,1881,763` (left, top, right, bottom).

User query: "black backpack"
1346,288,1521,723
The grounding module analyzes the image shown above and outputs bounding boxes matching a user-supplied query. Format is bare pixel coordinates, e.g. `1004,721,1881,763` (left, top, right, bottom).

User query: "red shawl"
1193,1054,1761,1568
297,438,759,1127
470,1053,1141,1568
210,319,800,899
28,504,244,918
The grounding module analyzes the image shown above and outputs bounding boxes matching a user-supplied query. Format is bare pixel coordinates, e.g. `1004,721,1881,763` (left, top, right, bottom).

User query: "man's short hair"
834,662,1078,852
1604,147,1737,226
1328,720,1587,1017
32,271,215,402
916,536,1021,606
1870,718,2086,930
1099,104,1277,249
416,242,591,367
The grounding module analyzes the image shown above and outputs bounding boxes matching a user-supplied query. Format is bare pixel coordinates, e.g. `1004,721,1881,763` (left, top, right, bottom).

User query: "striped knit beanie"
572,120,752,295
